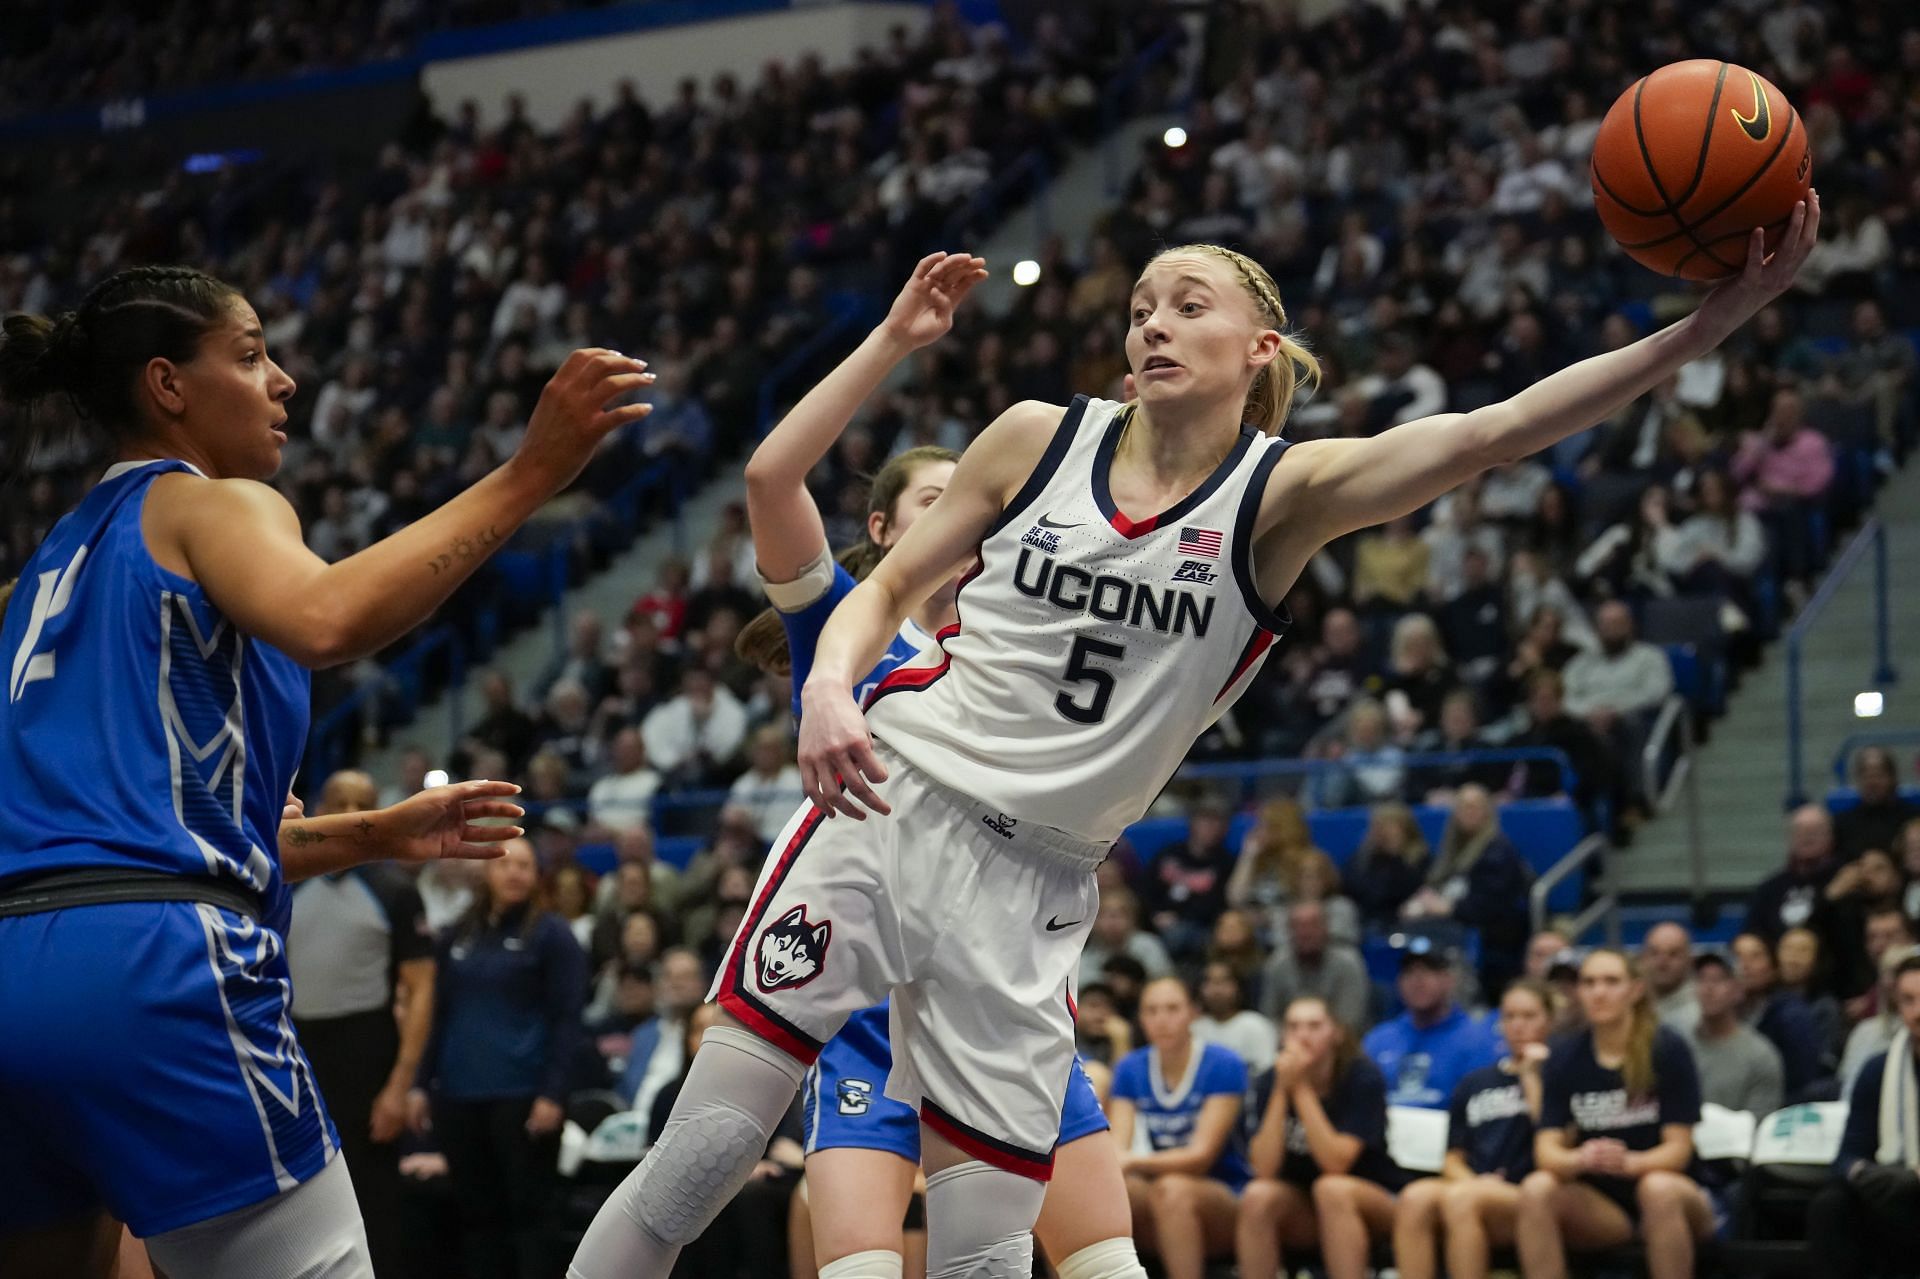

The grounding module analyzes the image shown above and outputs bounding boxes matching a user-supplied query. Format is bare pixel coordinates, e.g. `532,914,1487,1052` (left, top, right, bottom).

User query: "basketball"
1590,59,1812,281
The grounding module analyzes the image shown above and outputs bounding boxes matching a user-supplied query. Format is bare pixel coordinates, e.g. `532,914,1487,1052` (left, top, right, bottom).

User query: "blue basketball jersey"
0,460,309,931
778,559,931,720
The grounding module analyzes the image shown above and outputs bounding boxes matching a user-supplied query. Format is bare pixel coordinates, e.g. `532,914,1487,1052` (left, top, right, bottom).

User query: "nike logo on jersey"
1730,69,1770,142
1045,915,1083,931
1014,547,1214,638
982,812,1018,838
1036,513,1082,530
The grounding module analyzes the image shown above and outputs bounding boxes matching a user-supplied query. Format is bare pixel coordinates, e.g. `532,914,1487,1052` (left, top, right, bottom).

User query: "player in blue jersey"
1391,978,1556,1279
1109,978,1251,1279
0,265,650,1278
735,254,1142,1279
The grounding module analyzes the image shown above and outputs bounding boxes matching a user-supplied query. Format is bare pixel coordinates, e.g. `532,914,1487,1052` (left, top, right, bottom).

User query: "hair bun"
0,311,64,406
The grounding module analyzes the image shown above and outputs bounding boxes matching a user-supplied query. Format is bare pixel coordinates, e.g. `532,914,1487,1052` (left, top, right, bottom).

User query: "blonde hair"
1584,948,1660,1098
1141,243,1321,436
1361,801,1431,869
1244,797,1320,883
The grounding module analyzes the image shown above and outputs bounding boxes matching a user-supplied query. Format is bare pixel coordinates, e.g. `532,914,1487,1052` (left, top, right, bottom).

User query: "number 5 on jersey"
9,545,87,702
1057,635,1126,725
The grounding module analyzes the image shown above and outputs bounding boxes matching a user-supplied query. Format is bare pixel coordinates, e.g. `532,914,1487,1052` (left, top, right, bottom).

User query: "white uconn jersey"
865,395,1291,844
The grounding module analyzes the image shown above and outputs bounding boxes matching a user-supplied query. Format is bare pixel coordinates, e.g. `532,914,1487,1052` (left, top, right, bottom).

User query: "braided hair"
1140,243,1321,436
0,265,240,473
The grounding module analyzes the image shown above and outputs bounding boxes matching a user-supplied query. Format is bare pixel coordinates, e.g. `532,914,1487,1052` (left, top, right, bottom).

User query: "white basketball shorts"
710,743,1103,1179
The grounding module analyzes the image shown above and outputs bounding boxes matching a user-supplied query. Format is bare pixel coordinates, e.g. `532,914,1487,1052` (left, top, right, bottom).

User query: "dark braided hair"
0,265,241,474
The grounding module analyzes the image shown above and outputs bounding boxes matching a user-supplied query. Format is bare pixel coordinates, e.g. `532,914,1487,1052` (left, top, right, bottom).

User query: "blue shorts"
802,1004,1108,1160
0,900,337,1236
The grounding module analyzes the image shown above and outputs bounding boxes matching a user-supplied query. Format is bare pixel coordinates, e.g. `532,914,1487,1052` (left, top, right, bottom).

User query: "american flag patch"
1178,526,1223,557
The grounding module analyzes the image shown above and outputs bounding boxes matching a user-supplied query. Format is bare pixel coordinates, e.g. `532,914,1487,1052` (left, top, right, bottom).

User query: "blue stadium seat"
1120,798,1588,912
656,835,704,870
1825,785,1920,814
576,843,616,876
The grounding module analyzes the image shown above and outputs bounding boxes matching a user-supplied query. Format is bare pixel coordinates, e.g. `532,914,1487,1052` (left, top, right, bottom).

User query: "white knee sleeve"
819,1249,905,1279
1054,1237,1148,1279
146,1154,372,1279
568,1026,805,1278
924,1161,1046,1279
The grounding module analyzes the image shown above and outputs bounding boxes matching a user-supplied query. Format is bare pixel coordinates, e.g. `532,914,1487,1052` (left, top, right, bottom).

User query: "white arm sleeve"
758,547,837,613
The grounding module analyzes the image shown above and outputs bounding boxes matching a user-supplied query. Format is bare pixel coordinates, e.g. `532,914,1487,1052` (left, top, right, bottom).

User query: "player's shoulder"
149,471,298,528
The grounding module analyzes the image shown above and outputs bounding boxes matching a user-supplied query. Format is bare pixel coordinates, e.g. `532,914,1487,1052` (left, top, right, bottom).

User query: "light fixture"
1854,691,1885,718
1163,126,1188,148
425,768,451,788
1012,259,1042,287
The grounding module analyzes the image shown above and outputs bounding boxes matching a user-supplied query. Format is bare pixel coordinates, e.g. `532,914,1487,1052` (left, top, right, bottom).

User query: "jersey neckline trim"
1091,406,1255,540
1147,1035,1208,1110
986,396,1088,537
103,458,207,483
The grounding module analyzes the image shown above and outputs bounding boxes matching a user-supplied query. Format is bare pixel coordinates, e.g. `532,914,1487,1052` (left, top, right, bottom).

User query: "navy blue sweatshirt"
419,904,587,1103
1835,1047,1920,1179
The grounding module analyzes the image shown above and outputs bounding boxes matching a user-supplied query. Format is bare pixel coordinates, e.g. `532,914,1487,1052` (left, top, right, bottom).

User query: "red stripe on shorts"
921,1098,1055,1181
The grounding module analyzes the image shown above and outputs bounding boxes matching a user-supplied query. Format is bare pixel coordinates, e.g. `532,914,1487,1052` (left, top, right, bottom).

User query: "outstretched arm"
796,399,1060,818
280,780,524,881
151,350,652,668
1262,197,1820,559
745,252,987,585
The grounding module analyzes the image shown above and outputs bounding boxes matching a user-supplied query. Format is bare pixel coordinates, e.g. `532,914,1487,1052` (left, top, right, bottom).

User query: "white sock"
1054,1237,1149,1279
924,1161,1046,1279
819,1249,906,1279
567,1026,804,1278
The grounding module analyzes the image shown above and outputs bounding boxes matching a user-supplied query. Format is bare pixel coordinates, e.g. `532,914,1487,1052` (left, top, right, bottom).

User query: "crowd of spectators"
294,748,1919,1276
0,1,628,120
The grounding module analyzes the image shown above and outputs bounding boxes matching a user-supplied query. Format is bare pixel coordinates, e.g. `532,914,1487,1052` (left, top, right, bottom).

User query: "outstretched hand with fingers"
1692,192,1821,347
879,251,989,352
796,683,892,821
374,779,526,863
510,348,656,492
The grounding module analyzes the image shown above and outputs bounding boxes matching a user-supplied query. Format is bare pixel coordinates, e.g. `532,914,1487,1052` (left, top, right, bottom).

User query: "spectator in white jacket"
639,667,747,787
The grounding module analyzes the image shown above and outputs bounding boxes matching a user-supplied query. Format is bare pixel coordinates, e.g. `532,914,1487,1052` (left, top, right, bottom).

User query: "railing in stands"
1531,833,1617,943
304,452,685,787
1642,695,1703,911
1177,747,1579,804
754,293,874,436
940,147,1052,250
1101,31,1183,196
1785,517,1898,807
1830,728,1920,785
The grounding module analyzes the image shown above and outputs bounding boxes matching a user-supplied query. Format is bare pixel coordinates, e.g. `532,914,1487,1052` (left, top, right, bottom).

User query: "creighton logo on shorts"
755,904,832,992
836,1078,874,1115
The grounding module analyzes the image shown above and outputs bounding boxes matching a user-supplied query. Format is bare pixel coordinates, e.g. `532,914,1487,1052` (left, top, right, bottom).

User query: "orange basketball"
1590,60,1812,281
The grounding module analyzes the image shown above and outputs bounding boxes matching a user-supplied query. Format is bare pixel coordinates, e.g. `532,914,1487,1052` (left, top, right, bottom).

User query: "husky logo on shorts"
836,1078,874,1115
756,904,832,992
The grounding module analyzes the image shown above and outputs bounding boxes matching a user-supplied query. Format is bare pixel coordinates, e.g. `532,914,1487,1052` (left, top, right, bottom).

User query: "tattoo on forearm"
286,825,329,846
427,524,504,576
355,817,376,841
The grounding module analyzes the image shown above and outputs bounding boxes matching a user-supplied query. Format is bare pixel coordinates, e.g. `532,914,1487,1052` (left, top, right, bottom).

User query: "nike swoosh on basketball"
1045,915,1083,931
1730,69,1770,142
1036,514,1082,530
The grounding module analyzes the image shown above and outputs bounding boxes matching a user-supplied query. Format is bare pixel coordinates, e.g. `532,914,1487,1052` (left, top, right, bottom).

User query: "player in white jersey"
570,202,1819,1279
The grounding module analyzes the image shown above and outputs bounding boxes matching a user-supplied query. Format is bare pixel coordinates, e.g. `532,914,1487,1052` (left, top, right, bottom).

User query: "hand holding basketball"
880,251,989,352
1690,191,1821,347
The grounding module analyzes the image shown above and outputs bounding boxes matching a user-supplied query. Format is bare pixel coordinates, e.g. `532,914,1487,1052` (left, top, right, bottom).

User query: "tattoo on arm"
355,817,376,842
427,524,504,576
286,825,329,846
